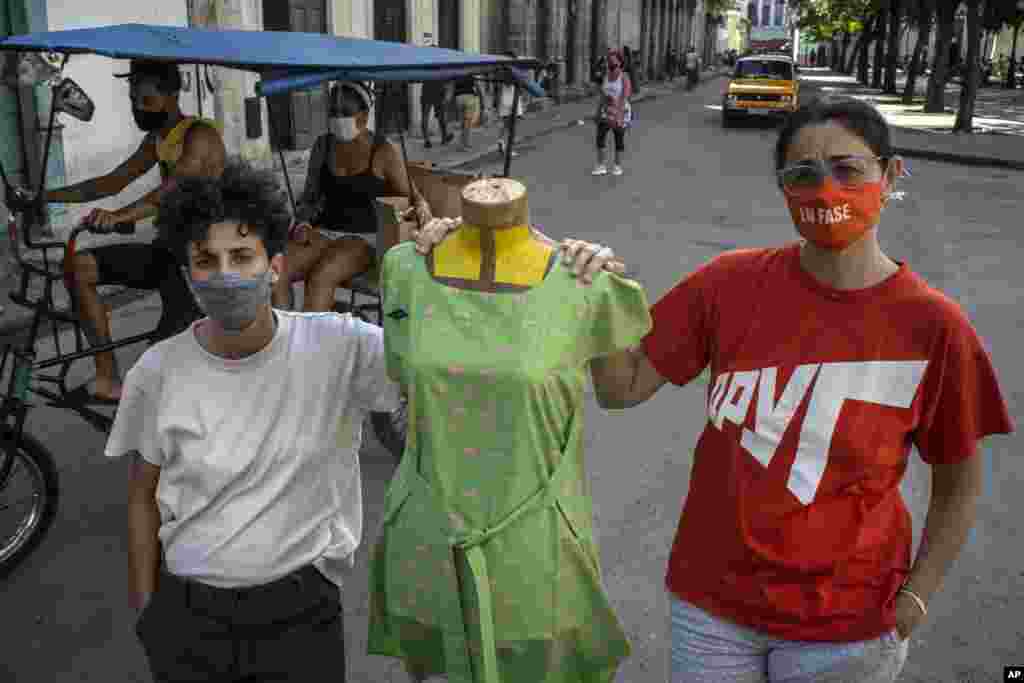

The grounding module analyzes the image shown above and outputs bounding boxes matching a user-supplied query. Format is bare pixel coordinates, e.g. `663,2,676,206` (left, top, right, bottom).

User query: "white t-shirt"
104,310,401,588
603,74,624,99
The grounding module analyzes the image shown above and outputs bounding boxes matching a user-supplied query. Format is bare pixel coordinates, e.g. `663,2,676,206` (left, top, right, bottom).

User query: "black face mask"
133,108,169,132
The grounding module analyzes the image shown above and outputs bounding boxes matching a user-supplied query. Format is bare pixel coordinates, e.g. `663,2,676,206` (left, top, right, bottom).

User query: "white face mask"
329,116,359,141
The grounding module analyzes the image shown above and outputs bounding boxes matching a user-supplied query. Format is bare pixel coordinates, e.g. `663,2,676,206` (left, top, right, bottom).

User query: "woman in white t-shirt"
592,49,633,177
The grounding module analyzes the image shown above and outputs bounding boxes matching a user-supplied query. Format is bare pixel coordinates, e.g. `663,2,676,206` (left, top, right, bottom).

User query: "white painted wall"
195,0,269,167
333,0,373,38
46,0,195,229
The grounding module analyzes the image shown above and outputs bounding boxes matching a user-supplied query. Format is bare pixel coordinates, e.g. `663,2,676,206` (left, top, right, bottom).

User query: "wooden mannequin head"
461,177,530,229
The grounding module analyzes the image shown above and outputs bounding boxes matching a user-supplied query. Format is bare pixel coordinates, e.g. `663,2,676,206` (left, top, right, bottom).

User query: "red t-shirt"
641,243,1014,642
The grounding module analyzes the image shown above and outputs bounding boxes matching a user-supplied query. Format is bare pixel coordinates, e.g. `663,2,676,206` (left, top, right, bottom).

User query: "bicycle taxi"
0,23,543,578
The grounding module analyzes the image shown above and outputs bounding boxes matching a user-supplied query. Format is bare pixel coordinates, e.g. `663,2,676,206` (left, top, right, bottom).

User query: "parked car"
721,55,799,127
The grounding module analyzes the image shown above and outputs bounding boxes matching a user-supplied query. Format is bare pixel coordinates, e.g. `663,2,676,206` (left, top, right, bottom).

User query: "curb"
889,126,1024,171
892,145,1024,172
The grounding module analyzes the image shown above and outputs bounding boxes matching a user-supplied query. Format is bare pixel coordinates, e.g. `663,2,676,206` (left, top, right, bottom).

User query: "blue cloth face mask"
185,267,274,335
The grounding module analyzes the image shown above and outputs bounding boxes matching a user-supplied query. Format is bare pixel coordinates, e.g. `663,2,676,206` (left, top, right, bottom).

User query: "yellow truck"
722,55,800,127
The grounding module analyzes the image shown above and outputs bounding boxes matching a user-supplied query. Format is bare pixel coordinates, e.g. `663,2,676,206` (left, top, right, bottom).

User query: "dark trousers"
135,565,345,683
91,242,202,342
596,121,626,152
420,99,449,141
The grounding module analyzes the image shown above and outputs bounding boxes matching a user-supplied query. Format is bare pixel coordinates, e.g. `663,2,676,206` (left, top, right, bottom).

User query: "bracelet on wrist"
898,585,927,617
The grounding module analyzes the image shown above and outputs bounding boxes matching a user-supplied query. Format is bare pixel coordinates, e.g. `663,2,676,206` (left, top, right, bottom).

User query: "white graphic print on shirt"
707,361,928,504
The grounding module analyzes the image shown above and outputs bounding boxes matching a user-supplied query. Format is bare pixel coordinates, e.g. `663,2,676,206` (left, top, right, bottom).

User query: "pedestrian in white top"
593,49,633,176
496,50,527,158
105,160,627,683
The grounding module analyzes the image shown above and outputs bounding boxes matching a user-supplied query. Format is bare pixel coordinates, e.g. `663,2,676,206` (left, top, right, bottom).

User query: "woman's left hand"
893,591,926,641
561,239,627,284
402,202,433,228
413,216,460,254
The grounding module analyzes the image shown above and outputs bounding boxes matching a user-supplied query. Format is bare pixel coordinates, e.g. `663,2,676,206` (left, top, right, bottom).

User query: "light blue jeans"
670,595,909,683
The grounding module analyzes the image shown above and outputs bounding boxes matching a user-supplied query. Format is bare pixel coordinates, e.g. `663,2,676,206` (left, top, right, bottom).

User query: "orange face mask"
783,178,885,250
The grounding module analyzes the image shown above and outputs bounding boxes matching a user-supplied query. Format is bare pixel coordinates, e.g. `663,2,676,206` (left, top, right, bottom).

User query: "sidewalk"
0,68,728,338
799,68,1024,170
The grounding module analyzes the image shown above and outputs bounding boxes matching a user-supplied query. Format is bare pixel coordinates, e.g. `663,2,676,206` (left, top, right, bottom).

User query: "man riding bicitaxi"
44,60,226,402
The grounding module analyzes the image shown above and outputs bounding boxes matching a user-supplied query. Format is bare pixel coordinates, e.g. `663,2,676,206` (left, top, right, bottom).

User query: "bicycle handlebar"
74,221,136,237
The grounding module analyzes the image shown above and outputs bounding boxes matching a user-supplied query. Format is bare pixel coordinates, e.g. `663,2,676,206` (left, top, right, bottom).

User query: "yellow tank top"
156,117,222,177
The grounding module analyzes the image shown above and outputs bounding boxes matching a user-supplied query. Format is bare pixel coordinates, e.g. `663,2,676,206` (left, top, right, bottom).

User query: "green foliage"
706,0,737,19
790,0,877,39
983,0,1024,30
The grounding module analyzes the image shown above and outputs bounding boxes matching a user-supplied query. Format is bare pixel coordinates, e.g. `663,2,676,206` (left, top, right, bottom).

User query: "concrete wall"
462,0,481,52
333,0,373,37
45,0,195,229
608,0,643,51
193,0,270,167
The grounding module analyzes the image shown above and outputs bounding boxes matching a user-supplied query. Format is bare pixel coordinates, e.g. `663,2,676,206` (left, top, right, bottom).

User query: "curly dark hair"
156,160,290,266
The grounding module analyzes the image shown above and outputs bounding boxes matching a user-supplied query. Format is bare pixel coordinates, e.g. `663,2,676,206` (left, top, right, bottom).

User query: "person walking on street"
420,79,454,148
576,95,1014,682
685,46,699,90
592,49,633,177
496,51,527,158
452,74,481,152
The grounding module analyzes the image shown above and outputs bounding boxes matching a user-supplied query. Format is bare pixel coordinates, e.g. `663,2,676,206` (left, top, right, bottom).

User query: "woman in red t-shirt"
573,96,1014,682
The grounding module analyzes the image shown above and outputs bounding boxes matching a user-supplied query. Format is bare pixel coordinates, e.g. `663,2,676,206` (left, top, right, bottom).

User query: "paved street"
2,73,1022,683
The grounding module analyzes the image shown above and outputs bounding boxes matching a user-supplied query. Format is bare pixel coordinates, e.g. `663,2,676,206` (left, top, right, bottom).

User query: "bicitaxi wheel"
0,431,60,579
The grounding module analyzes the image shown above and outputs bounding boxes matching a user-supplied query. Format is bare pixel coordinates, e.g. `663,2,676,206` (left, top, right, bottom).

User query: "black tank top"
319,138,392,234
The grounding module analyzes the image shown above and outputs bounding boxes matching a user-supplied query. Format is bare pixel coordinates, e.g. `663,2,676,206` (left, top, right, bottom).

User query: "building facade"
479,0,708,88
1,0,483,233
746,0,789,51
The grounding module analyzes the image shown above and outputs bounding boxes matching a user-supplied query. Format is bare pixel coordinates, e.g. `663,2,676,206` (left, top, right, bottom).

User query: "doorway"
263,0,328,150
537,0,552,61
375,0,410,135
565,0,578,84
437,0,459,50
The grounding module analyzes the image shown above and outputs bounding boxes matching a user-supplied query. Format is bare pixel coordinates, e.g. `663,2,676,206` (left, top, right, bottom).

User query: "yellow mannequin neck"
433,223,553,286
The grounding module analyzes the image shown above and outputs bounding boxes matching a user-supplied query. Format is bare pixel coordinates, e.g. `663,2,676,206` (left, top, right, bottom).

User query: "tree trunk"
858,16,876,83
925,2,956,113
847,27,868,73
902,11,932,104
1007,22,1021,89
842,32,855,71
872,3,888,89
883,0,901,92
953,0,981,132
